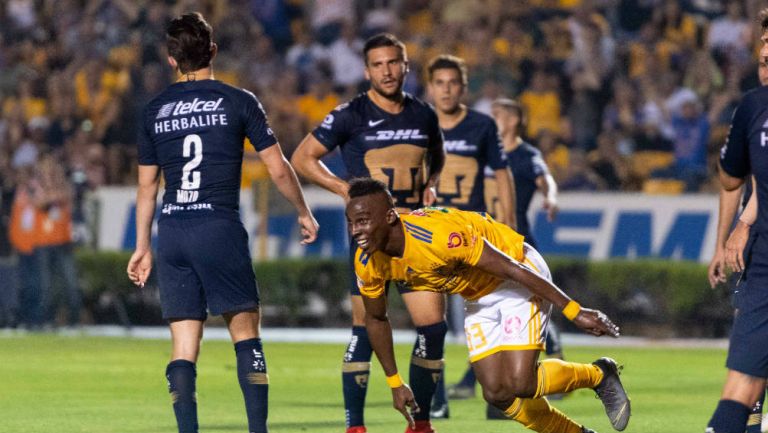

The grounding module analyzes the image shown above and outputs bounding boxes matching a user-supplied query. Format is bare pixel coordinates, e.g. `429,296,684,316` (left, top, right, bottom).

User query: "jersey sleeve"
530,147,550,178
483,120,506,170
719,97,752,178
137,107,157,165
242,90,278,152
311,103,354,151
354,248,386,298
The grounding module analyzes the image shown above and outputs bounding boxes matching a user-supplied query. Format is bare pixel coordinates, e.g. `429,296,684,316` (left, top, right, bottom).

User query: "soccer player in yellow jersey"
347,178,631,433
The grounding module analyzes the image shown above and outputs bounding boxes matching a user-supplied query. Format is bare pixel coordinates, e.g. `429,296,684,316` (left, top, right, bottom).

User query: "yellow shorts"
464,244,552,363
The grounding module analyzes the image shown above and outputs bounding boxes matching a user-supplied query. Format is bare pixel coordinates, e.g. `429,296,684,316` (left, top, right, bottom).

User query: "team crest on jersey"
321,114,334,130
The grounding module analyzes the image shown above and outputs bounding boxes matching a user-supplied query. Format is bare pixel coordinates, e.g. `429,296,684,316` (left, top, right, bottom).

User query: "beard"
370,77,404,99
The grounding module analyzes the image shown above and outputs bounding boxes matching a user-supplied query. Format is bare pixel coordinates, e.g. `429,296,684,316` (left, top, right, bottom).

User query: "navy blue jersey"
138,80,277,221
720,86,768,234
506,141,549,238
311,92,442,210
435,109,506,212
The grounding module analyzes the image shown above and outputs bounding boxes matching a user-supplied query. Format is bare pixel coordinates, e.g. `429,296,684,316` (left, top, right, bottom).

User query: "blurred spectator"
8,167,41,328
296,67,340,130
707,1,751,64
519,69,563,138
324,22,365,93
32,155,82,327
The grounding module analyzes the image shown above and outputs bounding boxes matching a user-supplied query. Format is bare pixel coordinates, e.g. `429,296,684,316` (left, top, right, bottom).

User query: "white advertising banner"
93,187,719,263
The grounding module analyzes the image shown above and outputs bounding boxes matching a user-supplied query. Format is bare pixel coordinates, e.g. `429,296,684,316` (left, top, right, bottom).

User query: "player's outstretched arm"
474,239,619,337
709,185,743,287
127,165,160,287
362,294,418,428
290,133,350,201
258,143,318,244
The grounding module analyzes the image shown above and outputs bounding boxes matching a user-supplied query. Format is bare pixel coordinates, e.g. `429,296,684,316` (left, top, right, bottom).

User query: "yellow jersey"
354,207,525,301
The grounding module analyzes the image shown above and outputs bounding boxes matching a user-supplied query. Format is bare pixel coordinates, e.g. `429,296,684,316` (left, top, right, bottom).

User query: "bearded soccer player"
291,34,445,433
425,54,516,418
347,178,631,433
127,13,318,433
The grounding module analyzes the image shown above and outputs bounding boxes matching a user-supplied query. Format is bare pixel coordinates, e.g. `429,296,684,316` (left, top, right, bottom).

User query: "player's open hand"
543,198,558,222
297,213,319,245
573,307,620,338
127,249,153,288
725,221,750,273
391,384,419,429
708,247,727,288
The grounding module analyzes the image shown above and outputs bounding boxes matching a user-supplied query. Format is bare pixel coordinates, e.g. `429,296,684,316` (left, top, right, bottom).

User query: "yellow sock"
504,397,582,433
535,359,604,398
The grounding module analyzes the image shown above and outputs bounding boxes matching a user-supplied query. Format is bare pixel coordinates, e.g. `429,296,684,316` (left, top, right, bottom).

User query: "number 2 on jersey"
181,134,202,190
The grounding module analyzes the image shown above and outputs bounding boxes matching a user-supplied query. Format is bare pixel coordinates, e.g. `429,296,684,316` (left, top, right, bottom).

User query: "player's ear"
210,42,218,60
363,65,370,81
385,208,398,224
167,56,178,70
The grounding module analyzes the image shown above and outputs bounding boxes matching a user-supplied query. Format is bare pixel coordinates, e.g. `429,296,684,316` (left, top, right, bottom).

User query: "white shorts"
463,244,552,363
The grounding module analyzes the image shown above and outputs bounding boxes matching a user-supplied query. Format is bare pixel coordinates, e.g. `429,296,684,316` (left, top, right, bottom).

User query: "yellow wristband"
385,373,404,388
562,300,581,321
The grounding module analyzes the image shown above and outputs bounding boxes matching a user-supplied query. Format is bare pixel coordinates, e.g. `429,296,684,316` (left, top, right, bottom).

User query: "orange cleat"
346,426,367,433
404,420,436,433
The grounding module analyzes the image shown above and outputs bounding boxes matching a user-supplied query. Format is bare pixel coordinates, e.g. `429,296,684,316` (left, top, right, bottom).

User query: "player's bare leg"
167,319,204,433
224,308,269,433
400,290,447,433
345,295,373,433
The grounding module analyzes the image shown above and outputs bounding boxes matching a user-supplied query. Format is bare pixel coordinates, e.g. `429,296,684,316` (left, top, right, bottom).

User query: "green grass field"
0,334,727,433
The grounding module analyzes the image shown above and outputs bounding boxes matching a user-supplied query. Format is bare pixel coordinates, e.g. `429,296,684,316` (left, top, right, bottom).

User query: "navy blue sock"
235,338,269,433
457,363,477,388
410,321,447,421
707,399,750,433
342,326,372,428
747,392,765,433
166,360,198,433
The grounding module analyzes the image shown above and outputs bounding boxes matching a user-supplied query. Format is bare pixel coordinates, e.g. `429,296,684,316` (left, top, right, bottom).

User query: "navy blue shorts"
726,232,768,378
156,217,259,320
347,238,411,296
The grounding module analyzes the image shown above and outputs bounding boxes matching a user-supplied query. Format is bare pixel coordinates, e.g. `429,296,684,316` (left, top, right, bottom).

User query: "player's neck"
437,105,467,130
383,219,406,258
367,89,405,114
502,134,522,152
176,67,215,82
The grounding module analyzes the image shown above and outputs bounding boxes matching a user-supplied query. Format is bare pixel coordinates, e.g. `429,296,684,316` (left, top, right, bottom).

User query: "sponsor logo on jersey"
444,140,477,152
368,119,385,127
447,232,463,248
364,129,428,141
156,97,224,119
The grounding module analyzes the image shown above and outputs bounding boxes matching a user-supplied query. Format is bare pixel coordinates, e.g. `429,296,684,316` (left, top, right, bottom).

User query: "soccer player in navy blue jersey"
126,13,318,433
425,54,516,419
708,11,768,433
291,33,445,433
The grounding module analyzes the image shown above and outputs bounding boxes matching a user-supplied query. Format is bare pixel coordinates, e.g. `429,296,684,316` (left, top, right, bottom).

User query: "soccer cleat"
346,426,367,433
582,427,598,433
592,358,631,431
446,384,475,400
405,420,435,433
429,402,449,419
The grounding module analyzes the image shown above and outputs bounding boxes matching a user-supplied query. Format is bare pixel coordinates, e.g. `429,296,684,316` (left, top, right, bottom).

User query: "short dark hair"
348,178,393,205
761,8,768,33
363,33,406,64
166,12,214,74
427,55,468,86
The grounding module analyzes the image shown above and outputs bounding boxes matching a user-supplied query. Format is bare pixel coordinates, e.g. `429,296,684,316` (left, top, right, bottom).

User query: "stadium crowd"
0,0,766,327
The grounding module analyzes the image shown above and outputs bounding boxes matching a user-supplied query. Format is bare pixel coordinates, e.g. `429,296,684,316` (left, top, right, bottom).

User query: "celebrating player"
127,13,318,433
347,177,630,433
425,54,516,418
291,34,445,433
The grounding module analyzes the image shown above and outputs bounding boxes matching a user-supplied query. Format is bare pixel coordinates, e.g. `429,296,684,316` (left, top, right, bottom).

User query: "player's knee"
482,383,518,408
412,321,447,361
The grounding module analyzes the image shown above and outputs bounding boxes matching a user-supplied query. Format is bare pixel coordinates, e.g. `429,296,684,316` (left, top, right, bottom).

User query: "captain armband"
562,300,582,321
